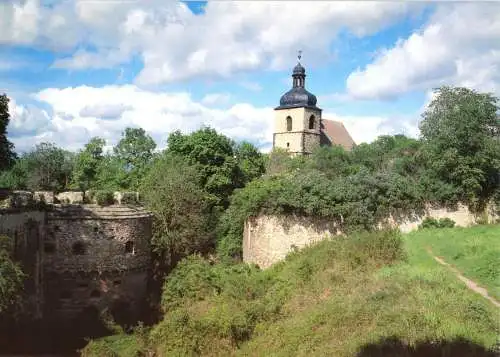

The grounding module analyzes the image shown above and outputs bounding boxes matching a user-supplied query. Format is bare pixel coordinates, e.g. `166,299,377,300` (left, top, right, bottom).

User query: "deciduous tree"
0,94,16,171
72,137,106,191
114,128,156,190
419,86,500,206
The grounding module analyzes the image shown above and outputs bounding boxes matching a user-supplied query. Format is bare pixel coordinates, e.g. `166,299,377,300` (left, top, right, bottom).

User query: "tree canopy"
0,94,16,172
114,128,157,190
419,86,500,206
71,137,106,192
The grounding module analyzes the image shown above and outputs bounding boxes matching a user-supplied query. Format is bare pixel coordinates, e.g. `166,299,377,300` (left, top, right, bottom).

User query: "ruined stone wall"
243,203,499,269
0,190,153,323
392,203,498,233
243,215,341,269
44,205,152,320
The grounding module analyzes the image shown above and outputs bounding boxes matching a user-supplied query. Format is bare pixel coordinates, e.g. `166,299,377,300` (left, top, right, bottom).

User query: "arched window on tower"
309,115,316,130
286,116,292,131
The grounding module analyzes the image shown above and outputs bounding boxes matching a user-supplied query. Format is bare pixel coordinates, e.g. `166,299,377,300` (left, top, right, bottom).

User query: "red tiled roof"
320,119,356,151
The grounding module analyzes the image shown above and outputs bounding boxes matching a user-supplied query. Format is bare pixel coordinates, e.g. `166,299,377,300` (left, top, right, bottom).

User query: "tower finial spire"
298,50,302,62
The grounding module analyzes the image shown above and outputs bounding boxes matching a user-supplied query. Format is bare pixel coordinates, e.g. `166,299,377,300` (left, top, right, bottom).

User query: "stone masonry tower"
273,53,321,155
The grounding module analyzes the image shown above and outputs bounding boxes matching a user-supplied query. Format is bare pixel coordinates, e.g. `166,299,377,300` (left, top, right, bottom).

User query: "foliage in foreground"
81,227,499,356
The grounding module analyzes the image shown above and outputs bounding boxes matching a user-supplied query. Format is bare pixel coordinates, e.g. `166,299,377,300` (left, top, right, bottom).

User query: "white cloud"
201,93,231,107
0,1,416,84
8,98,53,137
324,112,420,145
7,85,273,152
346,3,500,100
7,85,413,153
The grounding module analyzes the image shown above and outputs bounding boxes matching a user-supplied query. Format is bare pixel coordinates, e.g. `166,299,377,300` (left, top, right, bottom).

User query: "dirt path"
427,248,500,308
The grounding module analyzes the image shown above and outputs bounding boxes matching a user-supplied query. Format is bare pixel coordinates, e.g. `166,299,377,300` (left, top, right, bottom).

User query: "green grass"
82,227,500,357
81,333,147,357
407,225,500,300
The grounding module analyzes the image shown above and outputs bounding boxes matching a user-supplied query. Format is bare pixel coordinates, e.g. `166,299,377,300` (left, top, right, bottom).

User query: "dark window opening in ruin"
93,226,99,233
72,241,86,255
286,142,290,148
125,241,135,254
60,290,72,299
90,290,101,298
113,280,121,286
54,225,60,232
309,115,315,130
286,116,292,131
44,242,56,254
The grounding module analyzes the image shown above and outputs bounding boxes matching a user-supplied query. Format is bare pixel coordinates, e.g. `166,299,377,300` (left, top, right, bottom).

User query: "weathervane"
298,50,302,63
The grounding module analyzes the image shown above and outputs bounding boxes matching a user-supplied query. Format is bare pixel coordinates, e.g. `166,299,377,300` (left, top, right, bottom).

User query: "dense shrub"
144,230,405,355
217,167,424,259
119,192,138,205
0,235,24,314
419,217,456,229
94,190,115,206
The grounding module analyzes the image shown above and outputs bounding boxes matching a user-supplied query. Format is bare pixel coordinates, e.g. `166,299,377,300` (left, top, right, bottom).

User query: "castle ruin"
0,190,152,328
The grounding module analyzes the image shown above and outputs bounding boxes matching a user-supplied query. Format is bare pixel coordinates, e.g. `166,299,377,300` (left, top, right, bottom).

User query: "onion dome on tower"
276,51,319,110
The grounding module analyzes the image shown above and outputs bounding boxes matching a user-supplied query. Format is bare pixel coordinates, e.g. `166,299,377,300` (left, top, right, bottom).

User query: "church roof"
277,87,318,110
320,119,356,151
275,56,319,110
293,62,305,75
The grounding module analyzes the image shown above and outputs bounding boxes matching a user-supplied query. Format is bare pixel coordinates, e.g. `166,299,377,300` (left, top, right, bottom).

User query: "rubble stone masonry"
243,203,499,269
0,191,152,323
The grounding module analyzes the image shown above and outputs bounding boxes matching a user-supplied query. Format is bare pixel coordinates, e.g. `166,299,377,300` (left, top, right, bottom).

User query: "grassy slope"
237,227,499,357
83,227,499,357
406,225,500,300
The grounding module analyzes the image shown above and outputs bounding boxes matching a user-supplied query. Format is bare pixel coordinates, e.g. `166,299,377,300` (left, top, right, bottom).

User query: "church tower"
273,53,321,155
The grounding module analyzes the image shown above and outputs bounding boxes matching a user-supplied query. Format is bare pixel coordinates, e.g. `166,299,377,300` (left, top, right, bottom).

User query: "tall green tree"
166,127,240,207
141,154,215,268
71,137,106,191
114,128,156,190
0,94,16,171
18,143,73,191
234,141,265,183
419,86,500,206
95,154,129,191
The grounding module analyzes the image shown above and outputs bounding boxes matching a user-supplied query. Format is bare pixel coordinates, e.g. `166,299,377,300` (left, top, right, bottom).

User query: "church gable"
320,119,356,151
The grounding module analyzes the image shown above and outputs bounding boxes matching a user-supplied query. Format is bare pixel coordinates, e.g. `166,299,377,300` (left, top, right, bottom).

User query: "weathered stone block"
34,191,54,204
56,191,84,204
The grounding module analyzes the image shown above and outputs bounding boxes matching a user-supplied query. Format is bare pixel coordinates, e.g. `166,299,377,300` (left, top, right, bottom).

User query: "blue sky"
1,0,499,152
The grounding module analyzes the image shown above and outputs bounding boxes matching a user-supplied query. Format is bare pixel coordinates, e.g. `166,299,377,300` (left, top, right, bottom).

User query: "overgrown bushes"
419,217,456,229
216,167,425,259
81,230,409,356
149,230,405,356
0,235,24,314
94,190,115,206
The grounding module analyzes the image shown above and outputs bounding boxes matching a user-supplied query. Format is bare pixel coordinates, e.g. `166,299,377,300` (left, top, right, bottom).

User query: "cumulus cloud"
201,93,231,107
79,103,132,120
0,1,416,84
323,111,420,145
7,85,412,153
346,2,500,99
8,98,53,137
7,85,273,152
